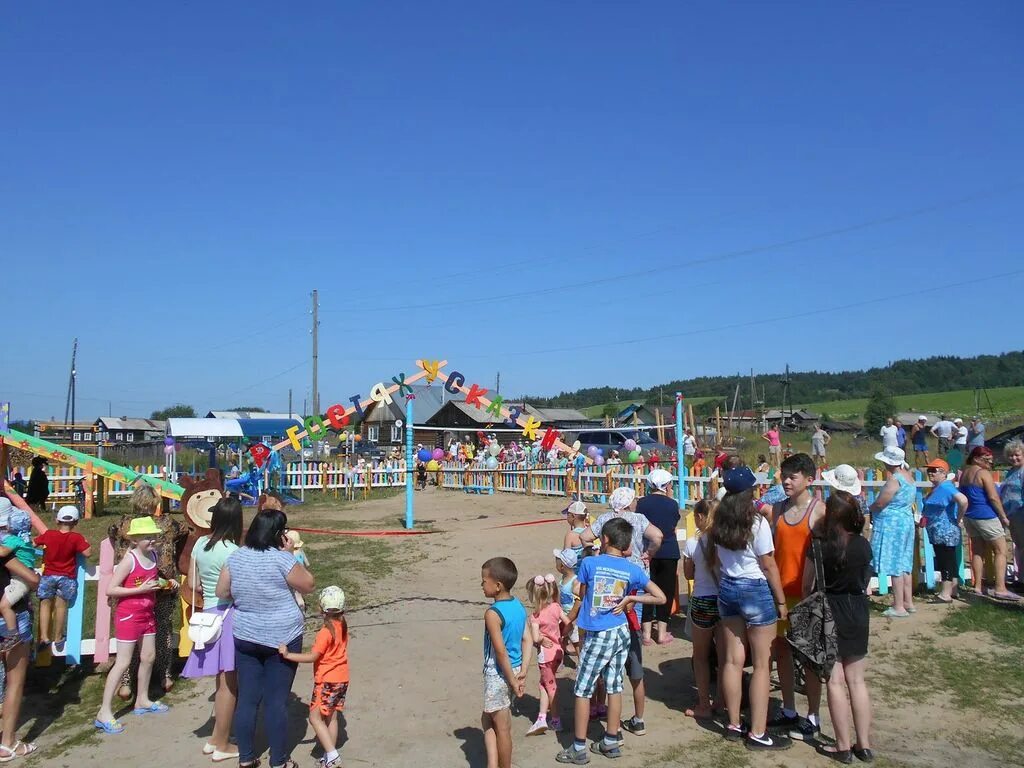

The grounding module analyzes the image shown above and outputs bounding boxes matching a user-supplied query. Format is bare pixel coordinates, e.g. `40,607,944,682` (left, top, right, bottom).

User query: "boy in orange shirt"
769,453,824,740
281,585,349,768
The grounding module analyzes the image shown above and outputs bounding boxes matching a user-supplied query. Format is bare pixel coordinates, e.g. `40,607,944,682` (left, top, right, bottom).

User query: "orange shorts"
310,681,348,716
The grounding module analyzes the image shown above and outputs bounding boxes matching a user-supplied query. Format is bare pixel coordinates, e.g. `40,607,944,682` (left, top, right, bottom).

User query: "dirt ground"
38,489,1020,768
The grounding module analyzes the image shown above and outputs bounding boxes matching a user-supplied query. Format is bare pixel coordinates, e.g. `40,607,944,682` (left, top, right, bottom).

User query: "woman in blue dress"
868,447,918,617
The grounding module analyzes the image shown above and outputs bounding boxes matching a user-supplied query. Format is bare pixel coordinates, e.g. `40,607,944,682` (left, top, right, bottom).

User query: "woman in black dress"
803,489,874,764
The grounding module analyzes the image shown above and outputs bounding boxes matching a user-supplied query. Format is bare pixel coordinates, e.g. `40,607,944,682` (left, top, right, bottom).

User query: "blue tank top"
570,527,587,560
960,483,997,520
483,597,527,674
558,575,577,611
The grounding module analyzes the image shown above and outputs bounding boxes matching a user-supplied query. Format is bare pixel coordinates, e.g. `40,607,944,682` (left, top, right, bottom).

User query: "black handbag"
786,538,838,681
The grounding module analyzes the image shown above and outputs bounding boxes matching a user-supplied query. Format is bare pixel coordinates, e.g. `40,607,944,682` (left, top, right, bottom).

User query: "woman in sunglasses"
920,459,967,603
958,447,1019,601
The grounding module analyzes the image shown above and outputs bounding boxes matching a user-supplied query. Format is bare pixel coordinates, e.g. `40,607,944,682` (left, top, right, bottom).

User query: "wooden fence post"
94,539,114,665
84,463,95,519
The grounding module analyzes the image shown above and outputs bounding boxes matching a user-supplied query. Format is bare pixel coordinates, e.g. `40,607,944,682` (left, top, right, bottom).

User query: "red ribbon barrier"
488,518,566,530
289,526,441,537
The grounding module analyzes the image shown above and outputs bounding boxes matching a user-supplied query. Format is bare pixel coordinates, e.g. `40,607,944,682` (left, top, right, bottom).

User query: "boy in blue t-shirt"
480,556,532,768
556,517,666,763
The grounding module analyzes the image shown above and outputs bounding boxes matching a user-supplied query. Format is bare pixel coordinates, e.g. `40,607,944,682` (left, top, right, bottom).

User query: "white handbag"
187,557,229,651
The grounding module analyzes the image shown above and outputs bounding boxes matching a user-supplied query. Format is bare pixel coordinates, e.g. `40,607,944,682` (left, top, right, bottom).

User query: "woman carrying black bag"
802,489,874,764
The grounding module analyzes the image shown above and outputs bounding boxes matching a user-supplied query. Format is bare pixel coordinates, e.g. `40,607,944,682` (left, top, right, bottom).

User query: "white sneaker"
526,718,548,736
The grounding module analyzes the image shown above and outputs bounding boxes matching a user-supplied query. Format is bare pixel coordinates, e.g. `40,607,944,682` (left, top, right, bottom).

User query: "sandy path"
47,489,1008,768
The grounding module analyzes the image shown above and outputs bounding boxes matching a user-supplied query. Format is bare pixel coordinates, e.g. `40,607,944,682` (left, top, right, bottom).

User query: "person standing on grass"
709,467,791,752
637,469,680,647
25,457,49,515
181,498,243,761
968,417,986,451
959,447,1019,601
868,447,917,617
762,425,782,468
895,420,907,451
768,453,824,742
910,416,930,467
998,439,1024,586
930,414,955,457
682,428,697,469
879,418,899,450
921,458,966,603
811,423,831,468
809,490,875,764
479,557,530,768
953,418,968,457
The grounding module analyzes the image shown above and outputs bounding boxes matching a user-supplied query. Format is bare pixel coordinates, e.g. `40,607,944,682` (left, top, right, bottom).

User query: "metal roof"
95,417,166,431
207,411,301,420
361,384,450,424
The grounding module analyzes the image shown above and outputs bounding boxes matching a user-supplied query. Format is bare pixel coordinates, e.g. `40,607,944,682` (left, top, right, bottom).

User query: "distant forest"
527,352,1024,411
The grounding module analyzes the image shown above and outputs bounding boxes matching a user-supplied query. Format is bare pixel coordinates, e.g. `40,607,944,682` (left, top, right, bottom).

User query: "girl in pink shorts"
95,516,176,734
525,574,569,736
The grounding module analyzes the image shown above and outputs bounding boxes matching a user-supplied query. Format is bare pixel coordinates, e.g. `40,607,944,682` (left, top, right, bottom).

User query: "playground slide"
0,428,184,500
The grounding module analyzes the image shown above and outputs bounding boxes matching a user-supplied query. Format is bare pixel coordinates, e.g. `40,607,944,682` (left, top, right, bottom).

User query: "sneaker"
590,740,622,759
746,733,793,751
555,746,590,765
723,723,748,742
789,717,820,741
620,717,646,736
526,718,548,736
766,711,800,730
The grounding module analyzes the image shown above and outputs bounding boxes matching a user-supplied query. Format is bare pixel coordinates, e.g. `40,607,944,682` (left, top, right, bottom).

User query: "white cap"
56,505,81,522
646,468,673,490
918,415,927,422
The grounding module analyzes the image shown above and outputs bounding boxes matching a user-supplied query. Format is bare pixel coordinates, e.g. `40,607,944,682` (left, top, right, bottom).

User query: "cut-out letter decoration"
466,383,488,408
444,371,465,394
522,416,541,441
348,395,365,417
391,372,413,397
485,396,505,419
422,360,441,383
248,443,271,468
369,382,394,406
304,414,325,437
540,428,561,452
285,425,302,451
325,404,350,430
505,406,522,428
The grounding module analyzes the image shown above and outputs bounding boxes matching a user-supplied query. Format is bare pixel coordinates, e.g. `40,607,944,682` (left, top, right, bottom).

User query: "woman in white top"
682,498,720,720
708,467,790,751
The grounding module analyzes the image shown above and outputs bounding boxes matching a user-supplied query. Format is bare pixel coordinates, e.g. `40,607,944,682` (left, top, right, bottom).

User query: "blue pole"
675,393,686,508
405,397,414,529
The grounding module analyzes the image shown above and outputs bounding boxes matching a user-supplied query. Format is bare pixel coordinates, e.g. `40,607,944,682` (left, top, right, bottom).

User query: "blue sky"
3,1,1022,421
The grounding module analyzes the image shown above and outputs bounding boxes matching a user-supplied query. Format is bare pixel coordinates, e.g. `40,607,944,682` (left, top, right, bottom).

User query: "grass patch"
651,734,750,768
939,601,1024,648
954,730,1024,765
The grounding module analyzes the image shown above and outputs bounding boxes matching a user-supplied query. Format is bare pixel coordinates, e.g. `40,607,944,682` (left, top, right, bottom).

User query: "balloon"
488,444,501,457
417,448,432,462
354,434,362,442
586,445,599,458
426,459,439,471
485,456,499,470
431,448,444,461
164,445,174,455
623,439,637,452
572,440,581,451
628,450,640,463
164,437,175,447
595,455,605,466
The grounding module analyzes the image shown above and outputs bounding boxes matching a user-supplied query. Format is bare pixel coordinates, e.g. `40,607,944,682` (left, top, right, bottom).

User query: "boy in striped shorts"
557,517,666,763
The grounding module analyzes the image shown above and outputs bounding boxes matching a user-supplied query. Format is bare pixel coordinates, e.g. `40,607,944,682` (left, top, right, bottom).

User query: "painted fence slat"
93,539,114,665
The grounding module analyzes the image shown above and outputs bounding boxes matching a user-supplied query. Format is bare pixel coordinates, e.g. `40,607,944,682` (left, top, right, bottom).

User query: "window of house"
367,425,380,442
127,433,135,442
73,432,81,441
116,432,123,441
390,424,402,443
84,432,92,441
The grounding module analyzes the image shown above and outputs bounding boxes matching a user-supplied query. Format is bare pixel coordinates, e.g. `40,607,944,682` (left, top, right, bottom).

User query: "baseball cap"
553,548,579,569
564,500,587,518
56,505,81,523
917,415,927,422
924,458,950,472
723,466,757,493
319,585,346,612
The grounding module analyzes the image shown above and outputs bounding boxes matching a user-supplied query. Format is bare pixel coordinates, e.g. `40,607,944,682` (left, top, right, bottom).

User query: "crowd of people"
479,437,1023,768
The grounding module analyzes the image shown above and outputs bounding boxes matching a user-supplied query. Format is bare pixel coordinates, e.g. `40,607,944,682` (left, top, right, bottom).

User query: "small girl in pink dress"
525,574,569,736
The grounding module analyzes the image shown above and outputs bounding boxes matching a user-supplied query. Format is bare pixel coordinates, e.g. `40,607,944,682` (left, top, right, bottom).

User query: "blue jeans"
233,635,301,766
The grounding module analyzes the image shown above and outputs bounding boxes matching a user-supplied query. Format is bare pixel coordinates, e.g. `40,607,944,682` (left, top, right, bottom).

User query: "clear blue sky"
3,1,1022,421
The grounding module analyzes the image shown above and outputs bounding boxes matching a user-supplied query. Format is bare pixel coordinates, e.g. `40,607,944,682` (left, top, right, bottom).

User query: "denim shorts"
717,576,778,628
38,574,79,604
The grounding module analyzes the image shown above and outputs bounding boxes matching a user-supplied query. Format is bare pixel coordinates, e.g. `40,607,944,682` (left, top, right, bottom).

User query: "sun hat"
609,486,636,511
127,516,162,537
723,466,757,493
564,500,588,518
646,468,673,490
319,585,346,613
56,505,81,523
286,530,305,549
553,547,579,569
924,458,950,472
874,446,908,469
821,464,862,496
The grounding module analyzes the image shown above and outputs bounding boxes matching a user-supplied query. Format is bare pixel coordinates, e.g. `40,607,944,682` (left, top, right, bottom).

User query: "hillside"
796,385,1024,421
529,351,1024,414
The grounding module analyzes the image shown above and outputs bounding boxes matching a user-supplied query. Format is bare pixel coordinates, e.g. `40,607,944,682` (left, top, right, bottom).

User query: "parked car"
330,441,386,461
572,428,672,459
986,424,1024,464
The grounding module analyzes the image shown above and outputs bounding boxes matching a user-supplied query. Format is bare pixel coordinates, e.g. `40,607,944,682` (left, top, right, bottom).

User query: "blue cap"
723,466,757,493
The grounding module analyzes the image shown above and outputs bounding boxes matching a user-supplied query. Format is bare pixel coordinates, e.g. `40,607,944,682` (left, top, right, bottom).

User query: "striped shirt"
226,547,304,648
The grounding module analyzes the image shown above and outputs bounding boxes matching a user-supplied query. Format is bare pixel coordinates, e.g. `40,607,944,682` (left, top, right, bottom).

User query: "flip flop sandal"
212,749,241,762
132,702,170,715
94,719,126,735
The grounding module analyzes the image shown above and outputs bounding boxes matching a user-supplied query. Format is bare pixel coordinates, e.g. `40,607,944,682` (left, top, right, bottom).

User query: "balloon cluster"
164,437,175,456
623,439,640,463
585,444,606,466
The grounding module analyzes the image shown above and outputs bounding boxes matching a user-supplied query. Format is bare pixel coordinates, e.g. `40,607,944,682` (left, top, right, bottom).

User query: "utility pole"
311,290,320,418
65,338,78,426
496,371,501,395
288,388,293,419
